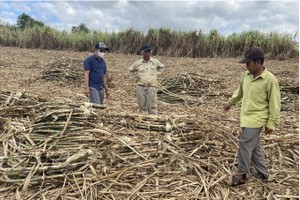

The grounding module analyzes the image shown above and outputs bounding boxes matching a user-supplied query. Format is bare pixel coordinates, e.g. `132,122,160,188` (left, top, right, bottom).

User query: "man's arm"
128,62,138,77
103,75,110,99
84,70,90,97
228,83,244,105
224,74,244,112
266,78,281,130
229,73,246,105
156,60,165,74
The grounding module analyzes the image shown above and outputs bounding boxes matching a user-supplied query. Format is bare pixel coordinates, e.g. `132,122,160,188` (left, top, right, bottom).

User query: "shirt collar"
246,68,268,79
260,68,268,79
142,57,154,63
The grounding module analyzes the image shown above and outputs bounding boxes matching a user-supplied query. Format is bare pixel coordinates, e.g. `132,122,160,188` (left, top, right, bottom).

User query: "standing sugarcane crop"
128,44,165,115
223,47,281,186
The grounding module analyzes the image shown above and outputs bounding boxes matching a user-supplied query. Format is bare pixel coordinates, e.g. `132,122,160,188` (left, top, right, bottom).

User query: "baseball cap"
239,47,264,63
95,42,109,52
140,44,152,52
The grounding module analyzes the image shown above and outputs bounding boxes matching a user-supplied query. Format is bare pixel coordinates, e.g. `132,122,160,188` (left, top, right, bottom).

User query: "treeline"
0,14,298,59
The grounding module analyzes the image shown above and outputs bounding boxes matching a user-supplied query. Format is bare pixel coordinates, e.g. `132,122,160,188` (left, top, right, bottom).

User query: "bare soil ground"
0,46,298,199
0,47,298,123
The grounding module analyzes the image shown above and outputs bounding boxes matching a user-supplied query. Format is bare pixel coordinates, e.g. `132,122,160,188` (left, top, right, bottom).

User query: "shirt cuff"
228,99,236,106
266,121,276,130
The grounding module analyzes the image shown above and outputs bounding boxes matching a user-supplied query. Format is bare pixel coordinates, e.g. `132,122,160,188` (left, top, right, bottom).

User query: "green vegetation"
17,13,45,29
71,23,90,33
0,14,298,58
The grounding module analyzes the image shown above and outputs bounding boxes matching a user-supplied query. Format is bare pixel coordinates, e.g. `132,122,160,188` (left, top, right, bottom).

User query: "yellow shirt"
229,68,281,130
128,57,165,86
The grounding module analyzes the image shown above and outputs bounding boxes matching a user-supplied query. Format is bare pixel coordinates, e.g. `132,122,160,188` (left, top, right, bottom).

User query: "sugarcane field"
0,45,298,199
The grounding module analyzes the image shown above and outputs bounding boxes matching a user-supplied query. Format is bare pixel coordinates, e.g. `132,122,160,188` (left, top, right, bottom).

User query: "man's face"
143,50,151,60
95,48,106,57
246,60,260,74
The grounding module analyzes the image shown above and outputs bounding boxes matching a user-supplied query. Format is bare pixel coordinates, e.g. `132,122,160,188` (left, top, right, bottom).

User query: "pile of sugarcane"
158,73,226,105
0,90,32,106
0,91,298,199
41,58,83,85
40,58,115,88
280,85,299,94
0,91,46,119
0,91,223,199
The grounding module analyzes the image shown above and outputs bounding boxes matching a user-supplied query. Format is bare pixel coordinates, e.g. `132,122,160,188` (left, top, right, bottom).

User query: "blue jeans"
89,87,104,104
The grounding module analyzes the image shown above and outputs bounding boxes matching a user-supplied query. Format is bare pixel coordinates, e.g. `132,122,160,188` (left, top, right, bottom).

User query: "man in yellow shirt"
224,47,281,186
128,44,165,115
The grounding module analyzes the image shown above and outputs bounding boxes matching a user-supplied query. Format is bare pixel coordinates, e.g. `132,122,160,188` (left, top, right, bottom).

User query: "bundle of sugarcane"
0,101,107,189
0,92,204,189
94,111,198,132
280,85,299,94
41,58,82,84
0,91,197,133
157,73,225,105
280,89,299,112
0,90,48,119
0,91,298,199
40,58,115,88
0,105,229,198
0,90,29,106
2,114,298,199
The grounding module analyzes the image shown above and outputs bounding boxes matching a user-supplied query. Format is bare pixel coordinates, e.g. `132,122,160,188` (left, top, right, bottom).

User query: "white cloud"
0,0,298,36
0,11,17,24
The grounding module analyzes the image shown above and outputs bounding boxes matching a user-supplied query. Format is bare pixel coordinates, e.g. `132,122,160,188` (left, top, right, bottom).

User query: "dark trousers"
237,127,269,179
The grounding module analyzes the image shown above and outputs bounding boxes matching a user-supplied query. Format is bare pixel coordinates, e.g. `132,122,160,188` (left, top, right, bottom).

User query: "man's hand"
223,103,231,112
105,90,110,99
84,87,90,97
265,127,273,134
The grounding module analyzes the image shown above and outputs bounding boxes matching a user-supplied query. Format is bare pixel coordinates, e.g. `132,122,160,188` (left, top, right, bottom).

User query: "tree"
17,13,44,29
71,23,90,33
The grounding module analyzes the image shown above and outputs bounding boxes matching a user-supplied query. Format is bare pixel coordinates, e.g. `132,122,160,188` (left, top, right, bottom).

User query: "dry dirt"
0,47,298,121
0,46,298,112
0,46,298,199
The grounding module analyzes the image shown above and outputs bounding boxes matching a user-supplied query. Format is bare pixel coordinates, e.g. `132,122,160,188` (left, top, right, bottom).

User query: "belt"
137,84,156,91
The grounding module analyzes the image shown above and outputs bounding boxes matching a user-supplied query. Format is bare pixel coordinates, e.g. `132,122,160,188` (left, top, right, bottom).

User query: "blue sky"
0,1,299,37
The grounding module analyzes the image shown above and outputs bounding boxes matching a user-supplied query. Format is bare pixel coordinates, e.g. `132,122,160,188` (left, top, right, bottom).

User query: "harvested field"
0,46,298,199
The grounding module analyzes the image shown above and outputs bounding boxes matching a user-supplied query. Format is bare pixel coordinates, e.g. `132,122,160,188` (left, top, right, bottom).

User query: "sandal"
227,175,246,187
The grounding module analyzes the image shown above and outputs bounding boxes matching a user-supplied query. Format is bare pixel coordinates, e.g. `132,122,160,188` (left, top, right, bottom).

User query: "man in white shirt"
128,44,165,115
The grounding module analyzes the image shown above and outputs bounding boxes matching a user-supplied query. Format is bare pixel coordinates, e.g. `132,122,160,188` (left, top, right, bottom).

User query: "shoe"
227,174,247,187
253,172,268,181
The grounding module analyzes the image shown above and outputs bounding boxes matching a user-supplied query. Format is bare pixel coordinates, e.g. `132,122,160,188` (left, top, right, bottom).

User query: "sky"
0,0,299,37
